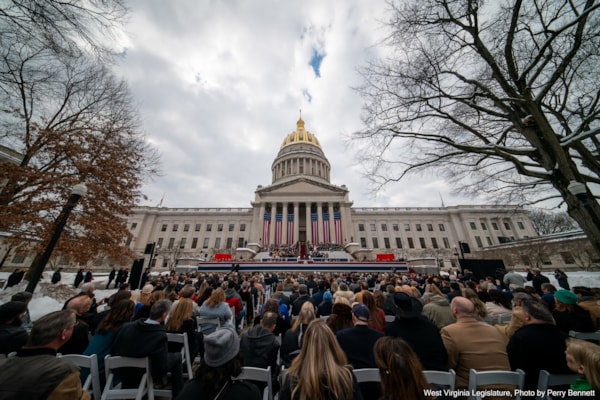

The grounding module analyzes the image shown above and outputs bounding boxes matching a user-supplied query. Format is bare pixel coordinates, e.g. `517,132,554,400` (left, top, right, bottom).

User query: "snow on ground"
0,269,599,322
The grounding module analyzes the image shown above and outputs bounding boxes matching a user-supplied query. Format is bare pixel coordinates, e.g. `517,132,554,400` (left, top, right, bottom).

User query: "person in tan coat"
495,292,532,343
441,297,511,390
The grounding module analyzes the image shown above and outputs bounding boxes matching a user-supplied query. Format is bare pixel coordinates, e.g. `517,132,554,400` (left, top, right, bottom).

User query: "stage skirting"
188,261,409,273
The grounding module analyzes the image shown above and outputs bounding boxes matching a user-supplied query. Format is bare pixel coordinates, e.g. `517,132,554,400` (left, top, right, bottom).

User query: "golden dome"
280,115,321,149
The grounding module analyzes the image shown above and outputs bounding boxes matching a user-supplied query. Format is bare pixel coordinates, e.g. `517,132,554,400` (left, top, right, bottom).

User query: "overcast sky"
114,0,488,209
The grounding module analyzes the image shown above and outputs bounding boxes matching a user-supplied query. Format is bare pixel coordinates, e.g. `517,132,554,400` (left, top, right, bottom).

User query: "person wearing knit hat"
10,291,33,332
0,301,29,355
552,290,595,335
177,326,261,400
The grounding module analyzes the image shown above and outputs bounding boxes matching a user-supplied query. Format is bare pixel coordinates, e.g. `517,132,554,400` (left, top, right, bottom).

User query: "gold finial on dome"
297,109,305,130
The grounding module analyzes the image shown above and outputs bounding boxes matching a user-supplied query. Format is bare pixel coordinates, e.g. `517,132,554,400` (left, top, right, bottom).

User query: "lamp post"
568,181,600,231
26,183,87,293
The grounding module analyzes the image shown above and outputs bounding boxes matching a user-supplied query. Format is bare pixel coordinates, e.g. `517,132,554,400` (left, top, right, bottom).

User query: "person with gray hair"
111,299,183,397
0,309,90,399
496,291,532,341
507,299,570,390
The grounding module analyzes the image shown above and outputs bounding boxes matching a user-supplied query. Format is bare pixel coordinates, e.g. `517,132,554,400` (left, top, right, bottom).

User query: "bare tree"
528,209,578,235
354,0,600,254
0,3,160,266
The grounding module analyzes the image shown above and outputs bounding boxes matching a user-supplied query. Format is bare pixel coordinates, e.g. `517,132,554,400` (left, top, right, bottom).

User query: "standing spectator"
121,268,129,287
441,297,511,389
502,267,526,288
177,327,261,400
106,267,116,289
5,269,24,289
0,310,90,400
140,268,150,288
115,267,125,288
239,281,255,324
526,268,550,296
554,268,570,290
565,338,600,393
240,311,281,395
374,336,433,400
279,319,362,400
507,299,571,391
0,301,28,355
73,268,84,289
385,292,448,371
552,289,595,334
111,299,183,398
51,268,62,284
84,268,93,283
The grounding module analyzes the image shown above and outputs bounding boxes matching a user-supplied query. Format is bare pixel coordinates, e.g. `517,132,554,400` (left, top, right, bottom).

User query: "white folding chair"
352,368,381,383
468,369,525,400
233,366,273,400
59,353,102,400
569,330,600,344
102,355,152,400
384,315,395,323
423,369,456,391
166,332,193,380
536,370,579,400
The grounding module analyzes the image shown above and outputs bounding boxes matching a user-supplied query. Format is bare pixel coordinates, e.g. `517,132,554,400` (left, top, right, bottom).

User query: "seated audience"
0,301,28,355
361,291,385,332
198,288,234,335
485,289,513,323
326,297,354,334
316,290,333,317
280,301,315,367
573,287,600,330
166,297,203,360
552,289,595,334
565,338,600,393
422,291,455,329
59,295,92,354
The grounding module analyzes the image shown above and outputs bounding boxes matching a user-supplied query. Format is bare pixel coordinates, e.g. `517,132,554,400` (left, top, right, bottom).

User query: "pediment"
257,177,347,197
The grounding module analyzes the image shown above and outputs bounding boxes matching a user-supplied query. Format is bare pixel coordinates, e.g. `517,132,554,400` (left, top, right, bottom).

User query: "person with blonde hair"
166,298,202,359
198,288,233,335
374,336,434,400
280,301,315,367
565,338,600,392
280,318,362,400
462,288,488,321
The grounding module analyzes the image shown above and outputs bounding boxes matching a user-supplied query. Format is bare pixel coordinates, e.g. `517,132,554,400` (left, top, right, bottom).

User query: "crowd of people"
0,267,599,399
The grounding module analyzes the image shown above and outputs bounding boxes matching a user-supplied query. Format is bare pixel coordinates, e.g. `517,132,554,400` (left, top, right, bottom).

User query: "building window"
168,238,175,249
481,222,487,230
431,238,438,249
416,224,422,231
214,238,221,248
195,224,201,231
372,238,379,248
486,236,493,245
360,237,367,247
427,224,433,231
359,224,365,232
443,237,450,248
125,237,132,247
179,238,186,248
560,252,575,264
543,257,552,265
470,222,477,230
393,224,399,231
240,224,246,231
226,238,233,249
217,224,223,232
370,224,376,231
228,224,235,232
191,238,198,249
130,222,137,230
407,238,415,248
172,224,178,232
475,236,483,248
384,238,391,249
492,222,499,230
203,238,209,248
238,238,245,247
184,224,190,232
381,224,388,231
517,221,525,230
419,237,426,248
395,238,402,248
439,224,445,231
157,238,164,247
11,254,26,264
161,224,167,232
206,224,212,232
404,224,411,231
504,222,511,230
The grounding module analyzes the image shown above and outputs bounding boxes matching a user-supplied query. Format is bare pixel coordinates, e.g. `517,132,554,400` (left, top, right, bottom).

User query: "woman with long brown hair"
280,318,362,400
362,291,385,332
374,336,434,400
166,298,203,358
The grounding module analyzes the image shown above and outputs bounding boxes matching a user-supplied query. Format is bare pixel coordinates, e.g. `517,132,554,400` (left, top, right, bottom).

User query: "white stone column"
269,203,276,246
282,203,288,245
317,202,324,245
294,202,300,244
328,203,335,244
306,203,312,246
258,203,266,246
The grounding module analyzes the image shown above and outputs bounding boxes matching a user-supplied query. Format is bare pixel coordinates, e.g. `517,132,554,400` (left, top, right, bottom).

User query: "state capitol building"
127,116,538,270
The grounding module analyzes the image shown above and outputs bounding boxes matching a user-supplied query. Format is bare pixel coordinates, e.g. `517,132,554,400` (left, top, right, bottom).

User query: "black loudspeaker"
129,258,144,290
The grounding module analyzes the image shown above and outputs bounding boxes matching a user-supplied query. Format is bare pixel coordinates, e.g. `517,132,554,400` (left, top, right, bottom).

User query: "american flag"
322,212,331,243
287,213,294,244
311,213,319,244
263,212,271,246
275,213,282,245
334,211,342,244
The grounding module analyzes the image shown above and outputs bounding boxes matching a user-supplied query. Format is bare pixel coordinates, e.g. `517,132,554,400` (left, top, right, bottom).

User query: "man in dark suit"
291,284,313,316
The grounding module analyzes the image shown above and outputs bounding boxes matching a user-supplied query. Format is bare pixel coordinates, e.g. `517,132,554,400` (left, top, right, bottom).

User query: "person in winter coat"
554,268,570,290
240,311,281,394
51,268,62,284
422,292,455,329
327,297,354,334
223,281,245,331
552,289,595,334
73,269,84,289
198,288,233,335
